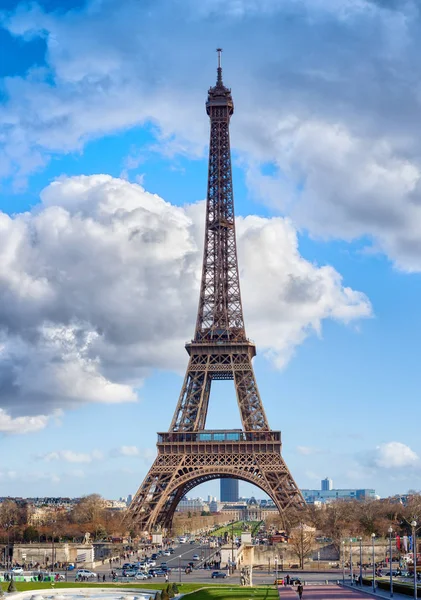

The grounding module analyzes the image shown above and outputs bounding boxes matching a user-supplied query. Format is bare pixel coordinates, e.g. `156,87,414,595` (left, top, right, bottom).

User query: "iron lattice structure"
129,51,305,532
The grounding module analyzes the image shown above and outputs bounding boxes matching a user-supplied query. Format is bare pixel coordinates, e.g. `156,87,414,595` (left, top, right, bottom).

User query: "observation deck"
157,429,281,456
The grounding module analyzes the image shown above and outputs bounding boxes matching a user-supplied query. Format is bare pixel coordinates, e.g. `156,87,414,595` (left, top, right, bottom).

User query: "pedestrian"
297,583,303,599
165,573,169,583
286,574,290,585
103,574,106,582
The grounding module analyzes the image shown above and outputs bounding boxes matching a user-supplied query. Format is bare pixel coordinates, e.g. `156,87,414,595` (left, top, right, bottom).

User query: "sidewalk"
278,583,416,599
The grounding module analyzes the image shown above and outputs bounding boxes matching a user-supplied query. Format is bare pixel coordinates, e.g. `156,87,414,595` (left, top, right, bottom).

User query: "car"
192,554,200,561
160,562,168,568
122,570,137,577
189,540,195,544
151,554,158,560
147,560,156,567
385,571,399,577
134,572,149,580
162,550,171,556
150,569,166,577
211,571,227,579
10,567,24,575
168,548,175,554
76,569,97,579
122,563,132,569
274,578,284,585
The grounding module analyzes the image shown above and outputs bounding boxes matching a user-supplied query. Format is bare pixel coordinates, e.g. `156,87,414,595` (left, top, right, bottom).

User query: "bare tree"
289,523,316,569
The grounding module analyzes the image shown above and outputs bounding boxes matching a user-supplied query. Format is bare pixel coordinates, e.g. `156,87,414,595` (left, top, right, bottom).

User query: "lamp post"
342,540,345,585
275,555,278,582
388,526,393,598
411,521,417,600
231,522,234,575
359,537,363,587
372,533,376,594
350,538,354,586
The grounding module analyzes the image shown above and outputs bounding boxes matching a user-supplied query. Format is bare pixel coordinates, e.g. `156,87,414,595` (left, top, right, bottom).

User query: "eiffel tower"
129,50,305,532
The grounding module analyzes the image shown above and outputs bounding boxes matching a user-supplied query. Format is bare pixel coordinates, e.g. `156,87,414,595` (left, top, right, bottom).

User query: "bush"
7,580,17,593
161,590,170,600
154,593,161,600
171,582,178,594
363,577,421,598
166,584,174,598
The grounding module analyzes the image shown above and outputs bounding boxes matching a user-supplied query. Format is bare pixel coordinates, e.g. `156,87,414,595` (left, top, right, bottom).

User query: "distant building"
321,477,333,491
126,494,133,506
302,488,376,504
220,478,239,502
176,498,208,513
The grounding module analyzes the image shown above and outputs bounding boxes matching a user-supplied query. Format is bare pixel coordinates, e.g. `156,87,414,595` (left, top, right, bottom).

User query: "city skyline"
1,0,421,501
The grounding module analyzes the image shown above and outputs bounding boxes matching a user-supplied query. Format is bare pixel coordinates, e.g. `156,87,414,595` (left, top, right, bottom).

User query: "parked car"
160,562,168,568
147,560,156,567
192,554,200,561
151,554,158,560
211,571,227,579
162,551,171,556
10,567,24,575
76,569,97,579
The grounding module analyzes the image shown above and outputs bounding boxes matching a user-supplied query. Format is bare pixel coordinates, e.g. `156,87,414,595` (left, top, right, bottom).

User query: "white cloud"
370,442,420,469
113,446,140,457
0,408,49,434
297,446,322,456
41,449,103,464
1,0,421,270
0,175,370,426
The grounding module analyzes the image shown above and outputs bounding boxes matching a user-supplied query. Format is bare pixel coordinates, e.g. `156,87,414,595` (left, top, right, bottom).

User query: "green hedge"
362,577,421,597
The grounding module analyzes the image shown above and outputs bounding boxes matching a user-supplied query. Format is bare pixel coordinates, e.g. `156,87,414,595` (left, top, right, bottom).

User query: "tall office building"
321,477,333,491
220,478,239,502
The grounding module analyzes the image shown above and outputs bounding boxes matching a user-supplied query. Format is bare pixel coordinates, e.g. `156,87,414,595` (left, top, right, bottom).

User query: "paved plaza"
279,584,415,599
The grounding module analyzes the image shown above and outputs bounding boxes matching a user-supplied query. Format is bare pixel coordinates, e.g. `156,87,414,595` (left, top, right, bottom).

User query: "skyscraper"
321,477,333,491
220,478,239,502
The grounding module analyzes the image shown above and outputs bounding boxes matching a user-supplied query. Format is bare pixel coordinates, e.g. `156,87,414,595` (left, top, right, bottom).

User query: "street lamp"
231,522,234,575
275,555,278,582
342,540,345,585
359,537,363,587
372,533,376,594
350,538,354,586
388,526,393,598
411,520,417,600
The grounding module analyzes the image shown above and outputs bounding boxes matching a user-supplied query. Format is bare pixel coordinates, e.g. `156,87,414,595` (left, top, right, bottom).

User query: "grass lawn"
0,582,206,593
0,582,278,599
185,586,279,599
210,521,261,538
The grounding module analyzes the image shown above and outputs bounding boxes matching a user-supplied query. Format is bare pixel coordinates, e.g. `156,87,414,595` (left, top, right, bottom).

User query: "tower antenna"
216,47,223,85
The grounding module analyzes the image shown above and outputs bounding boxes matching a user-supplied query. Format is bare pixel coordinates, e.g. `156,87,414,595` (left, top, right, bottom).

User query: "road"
54,542,345,586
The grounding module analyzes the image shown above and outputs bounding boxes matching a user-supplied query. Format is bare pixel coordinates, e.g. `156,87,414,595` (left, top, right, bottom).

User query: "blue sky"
1,0,421,502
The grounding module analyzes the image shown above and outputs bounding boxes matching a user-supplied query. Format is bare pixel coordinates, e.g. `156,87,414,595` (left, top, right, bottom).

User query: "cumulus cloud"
40,449,103,463
366,442,420,469
2,0,421,268
0,408,49,434
0,175,370,427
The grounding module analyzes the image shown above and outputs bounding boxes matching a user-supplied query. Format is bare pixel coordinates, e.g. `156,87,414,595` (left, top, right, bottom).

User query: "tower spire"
216,47,223,86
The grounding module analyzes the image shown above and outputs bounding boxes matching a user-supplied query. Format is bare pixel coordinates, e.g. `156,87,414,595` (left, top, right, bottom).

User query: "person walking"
297,583,303,599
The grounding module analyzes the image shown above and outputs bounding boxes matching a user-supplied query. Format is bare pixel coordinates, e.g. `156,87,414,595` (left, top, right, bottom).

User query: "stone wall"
12,543,94,568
